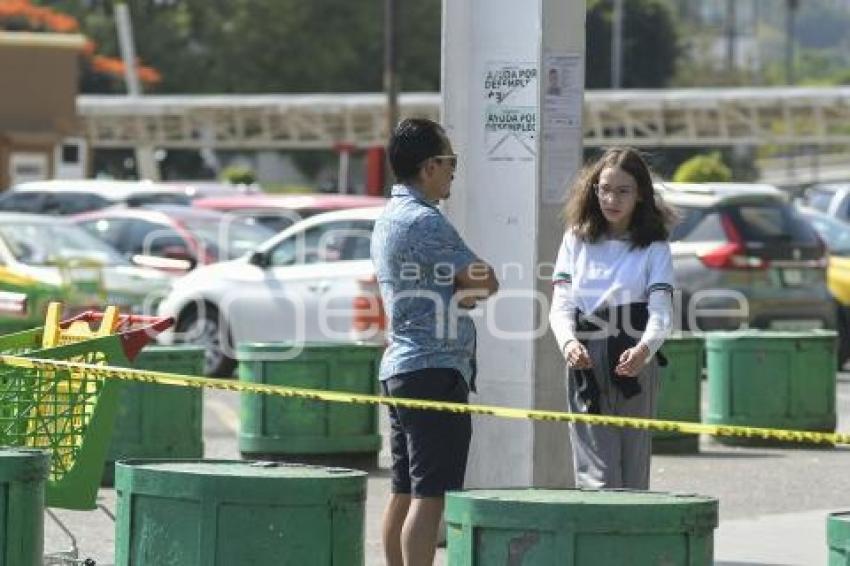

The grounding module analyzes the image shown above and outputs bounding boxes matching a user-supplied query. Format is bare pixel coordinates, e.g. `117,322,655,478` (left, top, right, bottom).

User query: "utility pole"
115,2,159,180
725,0,736,73
785,0,799,85
383,0,399,195
115,3,141,96
785,0,799,183
611,0,623,88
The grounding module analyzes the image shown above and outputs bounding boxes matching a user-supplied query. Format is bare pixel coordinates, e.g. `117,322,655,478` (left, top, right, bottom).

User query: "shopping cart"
0,302,172,564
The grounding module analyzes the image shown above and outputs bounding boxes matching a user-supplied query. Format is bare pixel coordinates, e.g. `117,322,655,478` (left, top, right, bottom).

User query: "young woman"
549,147,677,490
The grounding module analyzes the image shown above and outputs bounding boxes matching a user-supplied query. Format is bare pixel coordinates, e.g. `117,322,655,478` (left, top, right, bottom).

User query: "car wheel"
176,304,236,378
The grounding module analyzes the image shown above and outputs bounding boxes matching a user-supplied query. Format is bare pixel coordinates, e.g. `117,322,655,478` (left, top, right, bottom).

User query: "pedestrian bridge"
77,87,850,150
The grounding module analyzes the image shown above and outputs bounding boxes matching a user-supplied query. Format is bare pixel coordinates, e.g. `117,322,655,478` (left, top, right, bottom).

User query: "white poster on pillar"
542,51,585,204
483,61,538,163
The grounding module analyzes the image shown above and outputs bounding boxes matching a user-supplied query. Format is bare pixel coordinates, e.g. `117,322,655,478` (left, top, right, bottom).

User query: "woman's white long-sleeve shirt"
548,231,675,356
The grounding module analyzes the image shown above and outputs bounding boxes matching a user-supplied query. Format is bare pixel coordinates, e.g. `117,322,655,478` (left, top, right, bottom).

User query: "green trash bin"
238,342,383,469
445,489,718,565
114,460,367,566
828,512,850,565
654,333,704,454
0,448,48,566
103,345,205,485
705,330,837,445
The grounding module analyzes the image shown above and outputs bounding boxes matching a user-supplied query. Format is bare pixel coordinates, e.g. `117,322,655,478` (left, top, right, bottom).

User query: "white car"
157,206,385,376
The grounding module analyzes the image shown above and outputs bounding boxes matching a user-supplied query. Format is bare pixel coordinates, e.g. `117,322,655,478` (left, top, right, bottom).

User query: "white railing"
77,87,850,150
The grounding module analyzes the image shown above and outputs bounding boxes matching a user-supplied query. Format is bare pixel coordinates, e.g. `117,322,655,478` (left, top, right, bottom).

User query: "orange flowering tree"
0,0,161,93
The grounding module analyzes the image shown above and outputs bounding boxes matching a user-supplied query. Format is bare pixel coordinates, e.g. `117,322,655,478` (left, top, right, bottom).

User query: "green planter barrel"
0,448,48,566
104,346,205,484
705,330,837,445
445,489,718,565
114,460,366,566
238,342,383,469
829,512,850,565
654,334,704,454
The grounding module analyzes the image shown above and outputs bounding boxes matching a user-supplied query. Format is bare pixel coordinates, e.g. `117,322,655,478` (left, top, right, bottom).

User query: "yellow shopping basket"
0,302,172,510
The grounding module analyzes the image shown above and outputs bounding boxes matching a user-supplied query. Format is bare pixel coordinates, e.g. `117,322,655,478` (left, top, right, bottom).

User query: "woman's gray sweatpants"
566,338,661,490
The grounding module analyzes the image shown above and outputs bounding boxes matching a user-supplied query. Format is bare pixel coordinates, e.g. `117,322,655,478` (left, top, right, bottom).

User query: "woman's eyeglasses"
594,184,636,201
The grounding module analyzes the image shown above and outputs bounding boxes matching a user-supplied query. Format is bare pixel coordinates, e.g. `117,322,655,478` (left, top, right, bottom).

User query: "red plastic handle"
59,310,168,329
58,309,175,361
120,316,176,361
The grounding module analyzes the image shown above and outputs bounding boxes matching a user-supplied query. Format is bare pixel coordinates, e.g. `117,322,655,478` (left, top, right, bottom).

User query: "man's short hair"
387,118,446,183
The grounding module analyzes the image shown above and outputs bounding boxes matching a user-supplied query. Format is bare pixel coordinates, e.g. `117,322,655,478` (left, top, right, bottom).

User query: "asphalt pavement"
43,375,850,565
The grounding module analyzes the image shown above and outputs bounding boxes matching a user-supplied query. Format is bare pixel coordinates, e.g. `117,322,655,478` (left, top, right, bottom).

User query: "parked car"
193,194,386,233
795,205,850,365
659,182,835,331
802,183,850,222
157,206,383,376
163,180,264,200
0,213,170,333
72,205,275,274
0,180,191,215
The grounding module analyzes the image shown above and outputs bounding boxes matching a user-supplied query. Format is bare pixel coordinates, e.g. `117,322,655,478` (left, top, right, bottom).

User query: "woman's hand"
563,340,593,369
615,344,650,377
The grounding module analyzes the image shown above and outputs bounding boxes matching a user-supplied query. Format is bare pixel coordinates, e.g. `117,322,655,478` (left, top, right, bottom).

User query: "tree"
51,0,681,94
585,0,682,88
3,0,160,93
43,0,441,94
673,152,732,183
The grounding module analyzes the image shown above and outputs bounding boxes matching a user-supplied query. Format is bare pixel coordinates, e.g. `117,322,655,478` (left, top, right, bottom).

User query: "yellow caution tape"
3,354,849,446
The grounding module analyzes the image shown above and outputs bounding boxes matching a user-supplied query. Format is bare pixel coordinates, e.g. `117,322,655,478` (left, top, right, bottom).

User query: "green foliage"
220,165,256,185
762,48,850,87
45,0,682,94
585,0,681,88
673,152,733,183
44,0,441,94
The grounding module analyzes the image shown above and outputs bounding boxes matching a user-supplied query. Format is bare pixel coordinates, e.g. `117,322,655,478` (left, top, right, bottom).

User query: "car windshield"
726,203,819,245
181,217,275,259
0,222,129,266
801,212,850,256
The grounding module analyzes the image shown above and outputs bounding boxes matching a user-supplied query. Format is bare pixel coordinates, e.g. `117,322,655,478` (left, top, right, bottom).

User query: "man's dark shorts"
381,367,472,498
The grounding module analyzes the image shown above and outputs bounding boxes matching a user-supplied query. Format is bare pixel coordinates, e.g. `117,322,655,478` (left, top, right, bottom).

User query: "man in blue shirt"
372,118,499,566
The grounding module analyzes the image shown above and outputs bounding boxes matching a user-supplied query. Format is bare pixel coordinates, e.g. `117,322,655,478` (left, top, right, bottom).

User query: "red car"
72,205,275,273
192,194,386,233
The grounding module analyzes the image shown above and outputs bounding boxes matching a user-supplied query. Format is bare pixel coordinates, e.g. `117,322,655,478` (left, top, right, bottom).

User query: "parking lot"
42,372,850,566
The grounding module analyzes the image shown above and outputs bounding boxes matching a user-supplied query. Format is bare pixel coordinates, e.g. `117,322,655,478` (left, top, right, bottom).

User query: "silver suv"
659,182,835,331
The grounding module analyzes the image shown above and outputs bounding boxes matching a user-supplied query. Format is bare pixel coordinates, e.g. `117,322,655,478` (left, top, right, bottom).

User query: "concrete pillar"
442,0,586,487
135,145,159,181
334,142,355,194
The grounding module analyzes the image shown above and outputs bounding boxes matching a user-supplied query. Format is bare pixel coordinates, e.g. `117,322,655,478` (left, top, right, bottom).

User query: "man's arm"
454,262,499,309
455,261,499,297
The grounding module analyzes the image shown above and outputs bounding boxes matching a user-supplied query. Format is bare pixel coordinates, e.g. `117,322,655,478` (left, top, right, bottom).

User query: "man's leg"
382,382,413,566
383,493,411,566
402,496,444,566
387,369,471,566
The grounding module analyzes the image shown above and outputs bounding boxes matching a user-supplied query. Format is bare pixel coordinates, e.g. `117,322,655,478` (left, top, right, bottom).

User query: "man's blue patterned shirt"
371,185,479,385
